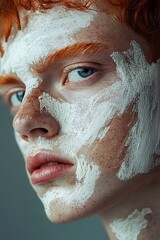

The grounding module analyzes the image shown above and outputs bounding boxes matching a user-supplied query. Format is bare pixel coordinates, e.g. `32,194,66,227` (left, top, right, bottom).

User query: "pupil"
16,91,25,102
78,68,95,78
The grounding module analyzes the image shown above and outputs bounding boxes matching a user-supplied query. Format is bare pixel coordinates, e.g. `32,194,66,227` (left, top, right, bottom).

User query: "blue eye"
10,90,25,106
68,67,96,82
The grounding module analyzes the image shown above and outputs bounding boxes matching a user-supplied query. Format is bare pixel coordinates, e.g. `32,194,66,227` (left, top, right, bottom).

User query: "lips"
26,152,74,185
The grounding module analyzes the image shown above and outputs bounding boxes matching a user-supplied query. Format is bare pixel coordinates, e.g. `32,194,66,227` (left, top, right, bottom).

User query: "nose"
13,91,60,142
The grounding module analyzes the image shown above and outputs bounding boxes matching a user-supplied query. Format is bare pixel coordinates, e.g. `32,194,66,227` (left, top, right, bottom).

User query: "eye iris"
16,91,25,102
78,68,95,78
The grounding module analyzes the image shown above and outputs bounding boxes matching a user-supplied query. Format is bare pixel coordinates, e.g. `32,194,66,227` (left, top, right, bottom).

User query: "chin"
41,195,108,224
40,196,94,224
43,205,88,224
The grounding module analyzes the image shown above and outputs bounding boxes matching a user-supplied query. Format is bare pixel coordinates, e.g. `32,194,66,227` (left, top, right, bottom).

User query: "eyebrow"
32,42,108,74
0,75,21,86
0,42,108,86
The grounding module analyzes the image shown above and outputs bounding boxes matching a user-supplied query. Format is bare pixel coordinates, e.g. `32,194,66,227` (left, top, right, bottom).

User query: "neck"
99,170,160,240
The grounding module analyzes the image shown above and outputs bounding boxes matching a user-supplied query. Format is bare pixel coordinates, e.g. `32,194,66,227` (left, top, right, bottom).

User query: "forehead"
0,6,98,76
0,4,147,79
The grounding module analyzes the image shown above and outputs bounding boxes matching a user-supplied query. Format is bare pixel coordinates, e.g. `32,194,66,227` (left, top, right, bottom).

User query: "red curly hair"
0,0,160,60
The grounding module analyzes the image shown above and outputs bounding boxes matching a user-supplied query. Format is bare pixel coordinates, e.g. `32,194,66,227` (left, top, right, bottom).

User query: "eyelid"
62,62,103,85
63,62,102,73
1,81,25,94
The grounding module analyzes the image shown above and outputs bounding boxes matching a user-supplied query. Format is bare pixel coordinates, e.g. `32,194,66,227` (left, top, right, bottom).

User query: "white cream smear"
112,43,160,180
109,208,152,240
40,155,100,214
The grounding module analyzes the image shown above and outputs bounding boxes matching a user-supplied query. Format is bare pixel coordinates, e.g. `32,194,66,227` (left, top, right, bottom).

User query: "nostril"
14,113,60,141
21,135,29,142
30,128,49,137
21,128,50,142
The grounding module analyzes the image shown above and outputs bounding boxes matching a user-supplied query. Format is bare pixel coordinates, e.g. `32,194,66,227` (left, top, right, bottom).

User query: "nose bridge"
13,89,60,140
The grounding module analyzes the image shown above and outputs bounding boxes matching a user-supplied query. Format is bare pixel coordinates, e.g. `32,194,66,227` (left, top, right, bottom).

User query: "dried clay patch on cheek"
39,155,100,212
38,84,123,157
109,208,152,240
110,41,160,180
0,6,97,77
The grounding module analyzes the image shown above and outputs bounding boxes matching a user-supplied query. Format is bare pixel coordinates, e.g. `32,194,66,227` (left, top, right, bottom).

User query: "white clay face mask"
109,208,152,240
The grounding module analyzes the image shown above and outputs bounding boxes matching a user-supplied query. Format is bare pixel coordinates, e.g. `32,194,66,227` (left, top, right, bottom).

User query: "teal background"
0,98,108,240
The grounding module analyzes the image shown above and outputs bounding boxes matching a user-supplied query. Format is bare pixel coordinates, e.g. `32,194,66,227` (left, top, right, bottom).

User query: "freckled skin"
1,5,149,220
14,88,60,140
89,103,137,170
1,2,160,239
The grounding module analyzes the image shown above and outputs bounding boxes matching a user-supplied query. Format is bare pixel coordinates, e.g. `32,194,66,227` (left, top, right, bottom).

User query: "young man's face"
0,2,158,223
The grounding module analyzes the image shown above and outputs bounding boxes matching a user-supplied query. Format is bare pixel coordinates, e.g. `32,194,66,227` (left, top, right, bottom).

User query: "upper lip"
26,151,73,174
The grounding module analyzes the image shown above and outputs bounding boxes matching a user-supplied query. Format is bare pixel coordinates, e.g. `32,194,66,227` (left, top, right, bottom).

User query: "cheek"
83,102,137,174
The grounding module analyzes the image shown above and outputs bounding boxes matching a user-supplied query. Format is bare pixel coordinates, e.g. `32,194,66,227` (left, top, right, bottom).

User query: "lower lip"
31,164,73,185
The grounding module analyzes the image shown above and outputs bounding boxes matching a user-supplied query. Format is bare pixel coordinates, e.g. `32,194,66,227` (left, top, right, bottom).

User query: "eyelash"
4,64,103,109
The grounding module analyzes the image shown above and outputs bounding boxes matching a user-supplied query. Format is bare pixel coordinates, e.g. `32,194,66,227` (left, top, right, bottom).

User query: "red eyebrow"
0,75,21,86
32,42,108,74
0,42,108,86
